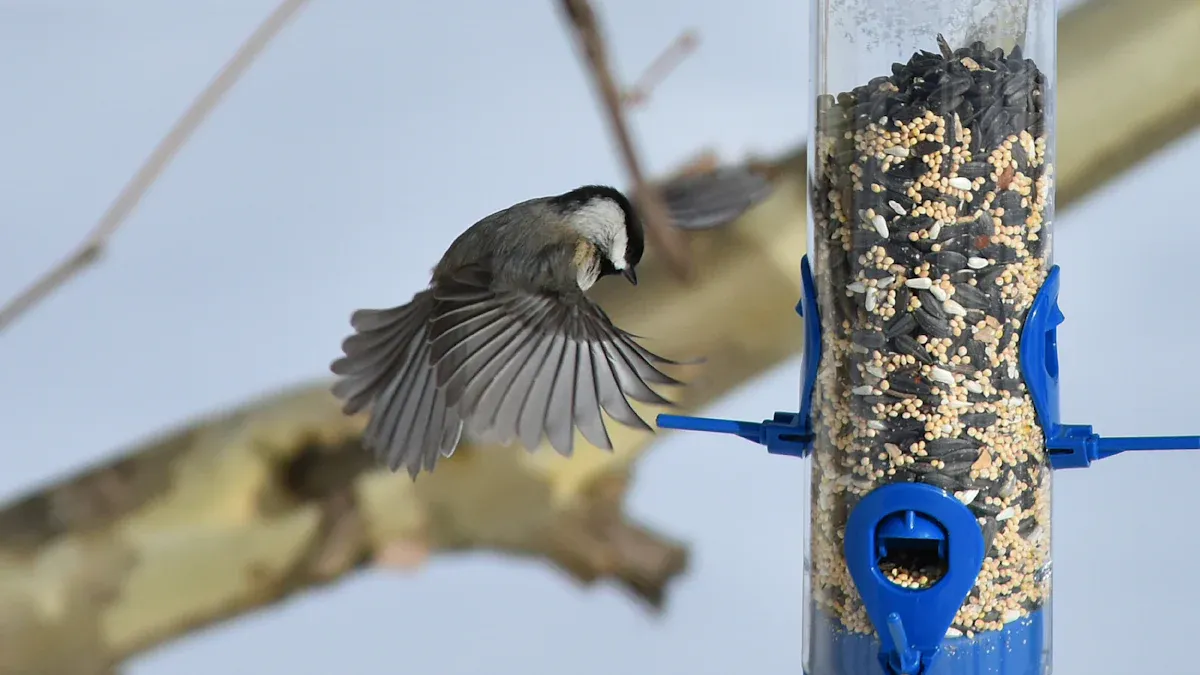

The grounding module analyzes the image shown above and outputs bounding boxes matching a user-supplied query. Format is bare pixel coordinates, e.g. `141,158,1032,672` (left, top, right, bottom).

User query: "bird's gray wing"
329,290,464,478
658,165,774,230
427,266,683,458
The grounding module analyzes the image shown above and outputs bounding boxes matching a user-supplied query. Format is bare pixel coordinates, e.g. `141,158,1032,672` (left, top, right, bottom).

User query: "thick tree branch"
0,0,1197,672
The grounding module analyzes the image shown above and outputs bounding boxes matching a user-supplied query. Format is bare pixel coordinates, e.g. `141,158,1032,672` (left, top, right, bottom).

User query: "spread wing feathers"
330,292,464,478
428,267,683,458
658,166,775,231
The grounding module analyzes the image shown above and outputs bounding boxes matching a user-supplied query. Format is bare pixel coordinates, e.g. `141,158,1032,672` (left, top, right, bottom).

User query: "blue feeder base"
805,607,1048,675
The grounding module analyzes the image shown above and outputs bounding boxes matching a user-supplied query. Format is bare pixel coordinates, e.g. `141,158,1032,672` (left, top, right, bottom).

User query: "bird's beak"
622,267,638,285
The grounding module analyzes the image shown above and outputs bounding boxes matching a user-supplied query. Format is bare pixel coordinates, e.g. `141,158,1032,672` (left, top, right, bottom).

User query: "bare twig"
0,0,313,334
558,0,693,281
623,30,698,108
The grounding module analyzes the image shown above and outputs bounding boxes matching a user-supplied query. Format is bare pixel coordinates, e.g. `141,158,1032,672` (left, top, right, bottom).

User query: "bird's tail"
330,291,463,478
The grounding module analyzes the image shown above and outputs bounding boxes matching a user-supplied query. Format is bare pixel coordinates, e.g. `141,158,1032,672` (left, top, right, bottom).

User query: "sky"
1,1,1197,673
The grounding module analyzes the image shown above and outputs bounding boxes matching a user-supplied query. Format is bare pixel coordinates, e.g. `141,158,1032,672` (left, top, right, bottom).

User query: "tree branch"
0,0,313,335
558,0,695,281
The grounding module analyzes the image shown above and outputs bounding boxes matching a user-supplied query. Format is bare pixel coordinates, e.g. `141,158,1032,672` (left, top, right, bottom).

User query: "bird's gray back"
434,197,579,293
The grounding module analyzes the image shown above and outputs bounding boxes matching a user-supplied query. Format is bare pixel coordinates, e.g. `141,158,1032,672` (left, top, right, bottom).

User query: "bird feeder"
657,0,1200,672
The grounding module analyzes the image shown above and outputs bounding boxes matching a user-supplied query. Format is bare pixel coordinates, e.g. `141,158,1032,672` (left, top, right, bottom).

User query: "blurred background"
1,0,1198,673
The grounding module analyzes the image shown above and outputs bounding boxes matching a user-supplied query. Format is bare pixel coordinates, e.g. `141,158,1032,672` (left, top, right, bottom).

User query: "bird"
331,184,687,479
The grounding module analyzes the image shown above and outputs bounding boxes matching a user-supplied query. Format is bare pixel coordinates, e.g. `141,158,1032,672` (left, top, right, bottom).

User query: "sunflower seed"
948,176,973,191
914,307,953,338
928,366,955,385
888,200,908,215
943,299,967,317
870,214,890,237
951,283,989,309
893,334,935,364
918,290,947,319
905,277,933,290
852,385,875,396
928,284,948,302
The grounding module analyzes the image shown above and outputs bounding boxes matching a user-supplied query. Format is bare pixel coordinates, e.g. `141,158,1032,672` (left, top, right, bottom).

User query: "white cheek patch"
570,199,628,269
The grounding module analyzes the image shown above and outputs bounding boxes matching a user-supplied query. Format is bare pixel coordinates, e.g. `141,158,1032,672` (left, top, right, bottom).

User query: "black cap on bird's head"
552,184,644,286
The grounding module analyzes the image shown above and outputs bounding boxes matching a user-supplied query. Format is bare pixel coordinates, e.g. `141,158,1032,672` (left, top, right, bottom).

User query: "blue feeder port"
655,255,1200,674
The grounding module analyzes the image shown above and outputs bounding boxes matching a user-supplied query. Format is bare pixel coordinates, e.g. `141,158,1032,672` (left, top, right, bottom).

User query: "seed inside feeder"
808,35,1053,638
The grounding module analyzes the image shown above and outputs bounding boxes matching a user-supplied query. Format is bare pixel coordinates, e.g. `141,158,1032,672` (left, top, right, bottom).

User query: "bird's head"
551,184,644,286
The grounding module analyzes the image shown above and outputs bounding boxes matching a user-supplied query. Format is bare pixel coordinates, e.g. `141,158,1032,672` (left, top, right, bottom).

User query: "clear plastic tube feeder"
656,0,1200,673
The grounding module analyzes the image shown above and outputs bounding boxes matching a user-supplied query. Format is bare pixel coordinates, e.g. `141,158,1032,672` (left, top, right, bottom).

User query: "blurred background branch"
558,0,695,281
0,0,312,335
0,0,1198,672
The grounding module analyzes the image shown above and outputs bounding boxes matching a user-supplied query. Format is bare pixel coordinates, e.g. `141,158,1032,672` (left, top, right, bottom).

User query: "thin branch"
0,0,313,334
623,29,698,108
558,0,694,281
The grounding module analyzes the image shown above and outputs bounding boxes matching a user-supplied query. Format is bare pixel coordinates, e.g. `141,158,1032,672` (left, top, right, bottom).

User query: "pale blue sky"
1,1,1197,673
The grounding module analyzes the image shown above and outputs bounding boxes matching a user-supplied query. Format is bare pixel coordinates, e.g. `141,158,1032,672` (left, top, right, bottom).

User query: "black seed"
941,459,976,477
862,266,894,280
1001,70,1033,96
884,312,918,338
939,233,975,252
853,229,885,250
979,265,1006,288
907,462,937,475
1000,206,1029,226
997,376,1023,393
920,472,961,491
957,162,991,179
912,140,942,157
1018,489,1037,512
968,213,996,237
914,307,953,338
972,501,1002,517
980,518,998,552
950,270,976,285
961,412,997,428
851,397,877,417
893,335,934,364
888,373,933,398
994,190,1023,211
886,189,916,212
940,448,982,464
965,340,989,369
949,329,972,356
918,290,947,319
926,437,980,455
932,250,969,271
888,158,930,180
886,243,924,267
891,415,926,434
852,329,887,350
1018,517,1038,537
952,283,989,309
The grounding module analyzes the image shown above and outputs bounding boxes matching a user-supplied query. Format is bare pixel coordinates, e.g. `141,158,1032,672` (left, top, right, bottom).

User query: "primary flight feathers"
331,265,683,478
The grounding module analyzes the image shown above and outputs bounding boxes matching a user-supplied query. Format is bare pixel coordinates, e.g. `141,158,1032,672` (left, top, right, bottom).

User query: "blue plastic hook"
654,255,822,457
1020,265,1200,468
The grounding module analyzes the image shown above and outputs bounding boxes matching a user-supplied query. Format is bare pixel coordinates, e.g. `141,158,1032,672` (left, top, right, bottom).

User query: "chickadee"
330,185,685,478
